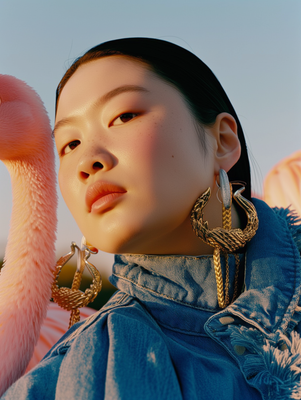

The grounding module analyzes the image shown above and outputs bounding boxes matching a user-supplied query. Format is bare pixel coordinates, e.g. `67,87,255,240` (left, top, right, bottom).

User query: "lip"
86,180,126,213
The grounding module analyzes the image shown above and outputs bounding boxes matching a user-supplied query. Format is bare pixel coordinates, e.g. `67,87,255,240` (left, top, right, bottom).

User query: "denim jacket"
2,199,301,400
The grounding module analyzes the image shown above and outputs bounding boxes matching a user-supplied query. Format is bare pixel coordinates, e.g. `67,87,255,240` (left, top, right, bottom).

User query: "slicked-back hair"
56,37,251,200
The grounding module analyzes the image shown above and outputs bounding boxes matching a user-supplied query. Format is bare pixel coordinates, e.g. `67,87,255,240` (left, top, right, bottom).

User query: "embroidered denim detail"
228,325,301,400
287,305,301,335
229,200,301,337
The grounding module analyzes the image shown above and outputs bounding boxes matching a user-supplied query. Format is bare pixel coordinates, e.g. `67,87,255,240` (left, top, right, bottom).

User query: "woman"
2,38,301,399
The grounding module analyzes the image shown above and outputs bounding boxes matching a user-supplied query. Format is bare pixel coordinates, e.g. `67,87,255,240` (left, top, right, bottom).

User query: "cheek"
123,125,172,192
58,166,79,211
58,168,66,199
122,118,206,213
129,119,201,188
134,115,178,163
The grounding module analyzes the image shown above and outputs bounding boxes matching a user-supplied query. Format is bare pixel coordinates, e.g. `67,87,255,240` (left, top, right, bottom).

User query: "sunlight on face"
55,56,217,255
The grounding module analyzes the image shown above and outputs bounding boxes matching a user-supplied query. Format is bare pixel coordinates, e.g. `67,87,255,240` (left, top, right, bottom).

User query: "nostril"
93,161,103,170
80,171,90,179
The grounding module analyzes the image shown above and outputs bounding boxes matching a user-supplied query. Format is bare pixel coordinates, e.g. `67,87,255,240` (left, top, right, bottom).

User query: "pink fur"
0,75,57,395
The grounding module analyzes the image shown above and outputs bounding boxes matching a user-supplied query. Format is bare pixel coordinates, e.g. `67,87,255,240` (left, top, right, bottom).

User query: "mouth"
86,180,126,214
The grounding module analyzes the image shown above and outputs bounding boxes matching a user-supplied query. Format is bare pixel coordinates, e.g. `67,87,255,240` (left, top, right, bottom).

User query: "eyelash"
59,112,138,156
111,112,138,126
61,140,80,156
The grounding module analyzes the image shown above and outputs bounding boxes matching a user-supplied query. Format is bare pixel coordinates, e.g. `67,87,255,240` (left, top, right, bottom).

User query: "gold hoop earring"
190,169,259,308
51,237,102,328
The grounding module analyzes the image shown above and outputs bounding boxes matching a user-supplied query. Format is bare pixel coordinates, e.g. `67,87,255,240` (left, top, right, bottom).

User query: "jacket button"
219,316,235,325
234,345,246,355
247,372,257,380
280,343,288,351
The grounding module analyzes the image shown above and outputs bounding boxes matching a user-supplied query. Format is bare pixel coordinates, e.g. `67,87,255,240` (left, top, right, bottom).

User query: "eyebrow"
52,85,149,137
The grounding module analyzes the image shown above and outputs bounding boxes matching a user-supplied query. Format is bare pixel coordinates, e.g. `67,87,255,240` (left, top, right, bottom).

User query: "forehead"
56,56,164,119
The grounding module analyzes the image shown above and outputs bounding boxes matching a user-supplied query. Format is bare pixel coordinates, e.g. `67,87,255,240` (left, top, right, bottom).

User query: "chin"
86,233,133,255
83,217,154,255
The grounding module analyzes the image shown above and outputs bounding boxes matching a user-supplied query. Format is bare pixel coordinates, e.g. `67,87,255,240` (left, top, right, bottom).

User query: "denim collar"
111,199,301,337
113,252,244,311
227,199,301,337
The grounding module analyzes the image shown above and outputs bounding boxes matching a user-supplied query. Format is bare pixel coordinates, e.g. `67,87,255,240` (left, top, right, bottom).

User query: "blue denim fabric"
2,199,301,400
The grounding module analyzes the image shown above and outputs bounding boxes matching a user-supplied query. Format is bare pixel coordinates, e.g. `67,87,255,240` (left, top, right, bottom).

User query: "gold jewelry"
191,170,259,308
51,237,102,328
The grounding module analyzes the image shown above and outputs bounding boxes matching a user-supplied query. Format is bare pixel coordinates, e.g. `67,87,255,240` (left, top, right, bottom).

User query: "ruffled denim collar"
113,252,244,311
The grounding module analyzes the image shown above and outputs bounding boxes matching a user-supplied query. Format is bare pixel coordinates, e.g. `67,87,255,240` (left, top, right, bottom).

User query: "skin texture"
55,56,241,255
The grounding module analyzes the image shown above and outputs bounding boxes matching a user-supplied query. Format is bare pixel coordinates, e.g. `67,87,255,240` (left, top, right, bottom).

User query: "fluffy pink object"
25,303,95,373
263,150,301,216
0,75,57,395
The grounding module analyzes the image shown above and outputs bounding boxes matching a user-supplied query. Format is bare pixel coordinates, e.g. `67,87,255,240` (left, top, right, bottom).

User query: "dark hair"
56,37,251,200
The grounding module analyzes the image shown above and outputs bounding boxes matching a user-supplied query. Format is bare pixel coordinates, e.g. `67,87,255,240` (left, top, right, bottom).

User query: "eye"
62,140,80,155
111,112,138,126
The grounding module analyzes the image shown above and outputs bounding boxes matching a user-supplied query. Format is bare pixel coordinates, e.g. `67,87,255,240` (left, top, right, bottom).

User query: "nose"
77,149,114,181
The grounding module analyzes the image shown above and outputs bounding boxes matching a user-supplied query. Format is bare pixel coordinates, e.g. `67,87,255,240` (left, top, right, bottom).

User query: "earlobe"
211,113,241,173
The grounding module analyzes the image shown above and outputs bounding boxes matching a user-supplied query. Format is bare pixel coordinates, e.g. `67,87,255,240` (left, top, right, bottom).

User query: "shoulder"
48,290,163,352
2,292,178,400
271,206,301,253
46,291,178,399
252,198,301,254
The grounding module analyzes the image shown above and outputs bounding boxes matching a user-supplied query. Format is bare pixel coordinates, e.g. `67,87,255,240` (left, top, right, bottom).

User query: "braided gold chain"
51,243,102,328
191,187,259,253
191,186,258,308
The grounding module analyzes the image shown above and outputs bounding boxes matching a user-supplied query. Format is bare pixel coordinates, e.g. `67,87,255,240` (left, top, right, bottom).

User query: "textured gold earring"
51,237,102,328
190,169,259,308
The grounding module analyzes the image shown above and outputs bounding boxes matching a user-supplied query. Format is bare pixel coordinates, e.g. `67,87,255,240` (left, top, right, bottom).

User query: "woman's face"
54,56,219,254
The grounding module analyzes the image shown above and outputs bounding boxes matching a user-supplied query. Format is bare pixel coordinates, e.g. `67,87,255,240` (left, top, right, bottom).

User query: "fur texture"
0,75,57,395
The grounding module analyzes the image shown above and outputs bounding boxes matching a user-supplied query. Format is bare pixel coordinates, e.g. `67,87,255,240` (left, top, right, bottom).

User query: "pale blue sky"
1,0,300,272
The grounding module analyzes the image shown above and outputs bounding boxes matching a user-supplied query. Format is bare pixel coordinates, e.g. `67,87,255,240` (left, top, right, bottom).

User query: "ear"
209,113,241,174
